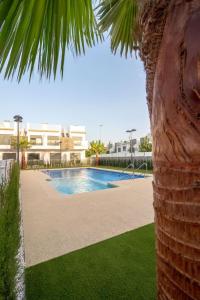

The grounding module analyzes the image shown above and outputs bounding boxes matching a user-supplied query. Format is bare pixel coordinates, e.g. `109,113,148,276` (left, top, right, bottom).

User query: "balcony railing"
27,123,61,132
30,142,43,146
47,142,60,146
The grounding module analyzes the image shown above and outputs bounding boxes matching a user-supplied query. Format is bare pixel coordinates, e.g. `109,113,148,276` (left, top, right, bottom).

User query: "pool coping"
42,167,150,196
40,166,153,177
21,170,154,267
88,167,153,177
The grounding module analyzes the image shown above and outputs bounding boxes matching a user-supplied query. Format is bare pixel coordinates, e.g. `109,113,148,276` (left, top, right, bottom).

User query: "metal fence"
26,158,91,169
0,159,14,184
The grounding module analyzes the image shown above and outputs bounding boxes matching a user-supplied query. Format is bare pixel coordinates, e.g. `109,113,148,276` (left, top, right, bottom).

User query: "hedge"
98,158,153,170
0,164,20,299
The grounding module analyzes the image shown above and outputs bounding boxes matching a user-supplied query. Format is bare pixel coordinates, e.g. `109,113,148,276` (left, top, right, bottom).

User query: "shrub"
0,164,20,299
98,158,153,171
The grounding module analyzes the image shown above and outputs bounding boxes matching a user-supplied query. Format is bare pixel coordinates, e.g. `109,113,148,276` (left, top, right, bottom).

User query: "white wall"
0,159,14,183
69,125,88,150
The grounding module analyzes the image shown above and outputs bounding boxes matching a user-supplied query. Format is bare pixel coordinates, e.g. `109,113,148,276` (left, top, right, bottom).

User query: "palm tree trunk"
96,154,99,166
140,0,200,298
21,151,26,170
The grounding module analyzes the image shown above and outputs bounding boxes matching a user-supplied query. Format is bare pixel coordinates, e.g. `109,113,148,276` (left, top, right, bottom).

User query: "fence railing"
0,159,14,184
26,158,91,169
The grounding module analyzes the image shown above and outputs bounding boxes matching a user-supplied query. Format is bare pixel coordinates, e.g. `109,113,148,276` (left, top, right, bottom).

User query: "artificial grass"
26,224,156,300
0,164,20,299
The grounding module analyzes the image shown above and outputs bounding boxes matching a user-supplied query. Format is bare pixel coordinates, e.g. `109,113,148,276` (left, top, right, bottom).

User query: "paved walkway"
21,170,154,267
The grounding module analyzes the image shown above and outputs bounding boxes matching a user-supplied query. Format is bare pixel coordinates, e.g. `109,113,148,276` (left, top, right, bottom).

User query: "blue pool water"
44,168,143,195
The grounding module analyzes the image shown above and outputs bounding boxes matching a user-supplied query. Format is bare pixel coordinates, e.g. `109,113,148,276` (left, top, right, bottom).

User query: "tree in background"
88,141,106,165
0,1,200,298
139,136,152,156
85,149,92,158
11,137,31,169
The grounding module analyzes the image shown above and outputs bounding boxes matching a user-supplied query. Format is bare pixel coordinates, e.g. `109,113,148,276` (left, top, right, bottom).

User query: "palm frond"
97,0,140,57
0,0,102,80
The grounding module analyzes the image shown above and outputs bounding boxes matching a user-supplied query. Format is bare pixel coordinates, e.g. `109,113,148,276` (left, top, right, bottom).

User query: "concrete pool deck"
21,169,154,267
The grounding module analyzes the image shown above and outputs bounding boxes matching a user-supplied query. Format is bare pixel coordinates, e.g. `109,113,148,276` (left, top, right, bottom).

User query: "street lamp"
13,115,23,166
126,129,136,169
99,124,103,142
59,140,62,165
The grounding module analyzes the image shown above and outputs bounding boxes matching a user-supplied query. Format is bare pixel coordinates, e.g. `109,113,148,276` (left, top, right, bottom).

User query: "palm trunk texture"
96,154,99,166
140,1,200,299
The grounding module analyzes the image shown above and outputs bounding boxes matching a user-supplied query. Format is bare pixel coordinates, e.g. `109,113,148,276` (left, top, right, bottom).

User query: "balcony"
31,142,43,146
30,135,43,146
0,134,13,149
47,136,60,147
73,140,88,150
27,123,61,134
47,141,60,146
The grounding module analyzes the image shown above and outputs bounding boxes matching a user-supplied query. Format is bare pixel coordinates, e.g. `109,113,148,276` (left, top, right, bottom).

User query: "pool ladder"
121,162,148,178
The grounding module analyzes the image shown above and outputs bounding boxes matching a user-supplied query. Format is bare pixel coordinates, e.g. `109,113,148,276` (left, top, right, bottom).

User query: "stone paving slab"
21,169,154,267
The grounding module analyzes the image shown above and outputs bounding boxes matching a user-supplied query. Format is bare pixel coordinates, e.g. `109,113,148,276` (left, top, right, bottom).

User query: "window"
123,146,126,151
118,148,121,152
28,153,40,160
70,153,80,161
3,153,16,160
47,136,60,145
50,153,61,161
30,135,43,145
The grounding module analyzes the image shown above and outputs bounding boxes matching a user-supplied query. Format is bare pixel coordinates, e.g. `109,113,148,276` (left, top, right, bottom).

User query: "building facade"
107,139,138,155
0,121,88,163
105,134,152,158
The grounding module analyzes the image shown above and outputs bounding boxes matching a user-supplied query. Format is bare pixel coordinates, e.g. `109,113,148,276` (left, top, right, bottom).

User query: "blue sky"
0,39,149,144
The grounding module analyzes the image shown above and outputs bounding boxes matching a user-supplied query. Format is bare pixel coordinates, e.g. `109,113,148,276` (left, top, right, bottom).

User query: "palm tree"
11,137,31,169
89,140,106,165
0,0,200,298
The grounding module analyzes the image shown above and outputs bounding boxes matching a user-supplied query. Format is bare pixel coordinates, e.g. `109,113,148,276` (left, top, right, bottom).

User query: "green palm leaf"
0,0,102,80
97,0,140,57
89,140,106,155
0,0,140,80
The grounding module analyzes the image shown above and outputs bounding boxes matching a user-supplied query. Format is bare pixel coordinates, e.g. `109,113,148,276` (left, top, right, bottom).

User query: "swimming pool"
44,168,143,195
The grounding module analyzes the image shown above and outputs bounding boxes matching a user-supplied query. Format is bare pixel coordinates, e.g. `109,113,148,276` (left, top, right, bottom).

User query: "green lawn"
26,224,156,300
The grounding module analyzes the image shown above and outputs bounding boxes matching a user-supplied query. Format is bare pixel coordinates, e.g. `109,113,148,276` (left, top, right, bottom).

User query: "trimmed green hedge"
0,164,20,299
98,158,153,170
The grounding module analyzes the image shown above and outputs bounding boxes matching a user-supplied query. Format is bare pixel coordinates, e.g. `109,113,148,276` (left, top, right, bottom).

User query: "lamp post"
13,115,23,166
59,140,62,165
99,124,103,142
126,129,136,169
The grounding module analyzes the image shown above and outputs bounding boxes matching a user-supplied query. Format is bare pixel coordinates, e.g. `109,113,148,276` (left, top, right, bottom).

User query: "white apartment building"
0,121,88,163
0,121,17,160
108,139,138,155
106,135,152,157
